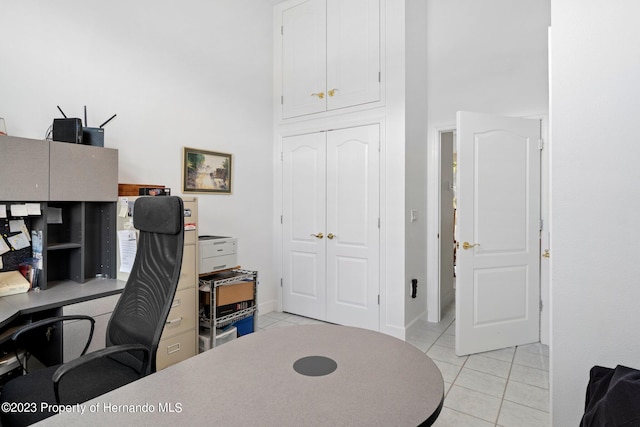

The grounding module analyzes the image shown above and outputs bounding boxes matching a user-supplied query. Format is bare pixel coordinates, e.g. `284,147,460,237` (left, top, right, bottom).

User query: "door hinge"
539,300,543,312
378,218,380,229
538,139,544,150
540,218,544,231
281,95,283,105
280,278,283,287
281,26,283,35
281,152,283,161
281,215,283,224
378,71,381,82
377,294,380,305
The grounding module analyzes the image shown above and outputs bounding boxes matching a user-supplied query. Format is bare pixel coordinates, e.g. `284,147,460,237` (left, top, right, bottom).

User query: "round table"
39,324,444,427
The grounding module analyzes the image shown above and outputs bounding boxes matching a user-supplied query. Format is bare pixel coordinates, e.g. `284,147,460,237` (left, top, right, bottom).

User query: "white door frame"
426,117,549,346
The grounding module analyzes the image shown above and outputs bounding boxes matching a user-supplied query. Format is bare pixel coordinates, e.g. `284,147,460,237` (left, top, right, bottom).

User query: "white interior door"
325,124,379,330
455,111,541,356
282,132,327,320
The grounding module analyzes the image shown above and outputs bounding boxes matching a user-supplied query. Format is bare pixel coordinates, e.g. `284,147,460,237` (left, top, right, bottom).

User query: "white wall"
425,0,550,321
382,0,408,337
0,0,277,310
405,1,429,325
550,0,640,424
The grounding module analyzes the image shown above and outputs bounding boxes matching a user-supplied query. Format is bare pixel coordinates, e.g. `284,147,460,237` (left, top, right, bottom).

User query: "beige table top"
37,324,444,427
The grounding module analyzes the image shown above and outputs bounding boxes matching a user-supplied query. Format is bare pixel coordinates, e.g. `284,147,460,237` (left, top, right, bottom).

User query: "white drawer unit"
199,236,238,274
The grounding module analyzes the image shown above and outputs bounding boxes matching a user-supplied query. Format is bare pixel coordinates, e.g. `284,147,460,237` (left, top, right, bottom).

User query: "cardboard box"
215,281,254,307
118,183,164,196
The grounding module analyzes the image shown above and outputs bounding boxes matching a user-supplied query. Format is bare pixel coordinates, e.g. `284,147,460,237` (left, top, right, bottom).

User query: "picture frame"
182,147,232,194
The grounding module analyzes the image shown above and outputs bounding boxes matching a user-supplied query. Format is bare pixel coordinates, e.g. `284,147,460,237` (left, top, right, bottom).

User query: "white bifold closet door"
282,124,380,331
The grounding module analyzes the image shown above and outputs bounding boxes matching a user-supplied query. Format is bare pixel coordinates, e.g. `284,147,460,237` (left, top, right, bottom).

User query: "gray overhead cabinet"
0,135,118,290
49,141,118,201
0,136,49,201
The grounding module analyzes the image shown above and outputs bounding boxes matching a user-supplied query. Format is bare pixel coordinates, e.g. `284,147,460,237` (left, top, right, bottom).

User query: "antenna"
56,105,67,118
100,114,117,128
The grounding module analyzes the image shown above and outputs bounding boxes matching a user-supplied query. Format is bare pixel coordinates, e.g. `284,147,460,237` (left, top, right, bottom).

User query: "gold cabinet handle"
328,88,339,97
311,92,325,99
543,249,550,258
327,233,335,240
462,242,480,250
311,232,324,239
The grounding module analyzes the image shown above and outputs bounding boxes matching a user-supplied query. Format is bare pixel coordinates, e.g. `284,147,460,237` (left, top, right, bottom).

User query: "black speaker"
82,127,104,147
52,118,83,144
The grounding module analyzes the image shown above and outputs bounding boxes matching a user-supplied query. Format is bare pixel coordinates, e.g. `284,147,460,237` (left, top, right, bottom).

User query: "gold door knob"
311,232,324,239
311,92,325,99
327,233,335,240
462,242,480,250
328,88,339,97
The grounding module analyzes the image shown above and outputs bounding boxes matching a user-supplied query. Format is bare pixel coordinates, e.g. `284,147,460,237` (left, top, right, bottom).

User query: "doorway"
439,130,456,319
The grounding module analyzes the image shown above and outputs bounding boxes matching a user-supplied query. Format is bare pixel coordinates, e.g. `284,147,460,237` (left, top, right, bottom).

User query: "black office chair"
0,196,184,426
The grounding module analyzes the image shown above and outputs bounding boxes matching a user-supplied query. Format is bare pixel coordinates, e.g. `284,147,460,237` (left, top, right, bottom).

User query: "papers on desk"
0,271,30,297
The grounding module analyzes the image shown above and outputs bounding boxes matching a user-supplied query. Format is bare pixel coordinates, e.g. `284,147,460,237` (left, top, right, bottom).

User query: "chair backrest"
106,196,184,373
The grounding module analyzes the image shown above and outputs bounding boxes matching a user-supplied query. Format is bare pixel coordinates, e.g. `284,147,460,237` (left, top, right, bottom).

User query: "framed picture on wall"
182,147,232,194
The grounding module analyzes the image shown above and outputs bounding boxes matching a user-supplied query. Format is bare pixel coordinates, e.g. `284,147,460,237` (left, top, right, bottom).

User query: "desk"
0,278,125,330
0,278,125,370
37,324,444,426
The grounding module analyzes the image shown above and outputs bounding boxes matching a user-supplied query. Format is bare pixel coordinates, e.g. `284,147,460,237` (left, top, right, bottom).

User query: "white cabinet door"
282,0,327,118
326,0,380,111
282,125,380,331
281,0,380,119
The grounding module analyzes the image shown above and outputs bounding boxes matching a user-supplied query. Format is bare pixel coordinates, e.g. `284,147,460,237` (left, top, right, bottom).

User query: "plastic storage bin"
232,316,254,337
199,326,237,352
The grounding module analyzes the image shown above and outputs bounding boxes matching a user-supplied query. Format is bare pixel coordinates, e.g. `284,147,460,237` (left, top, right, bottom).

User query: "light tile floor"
256,304,550,427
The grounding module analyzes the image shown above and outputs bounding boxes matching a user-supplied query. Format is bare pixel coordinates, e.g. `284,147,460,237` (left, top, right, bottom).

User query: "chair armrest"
12,315,96,346
11,315,96,373
52,343,150,404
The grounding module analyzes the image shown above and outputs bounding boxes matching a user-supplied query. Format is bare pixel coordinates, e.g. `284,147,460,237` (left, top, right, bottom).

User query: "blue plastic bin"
232,316,254,336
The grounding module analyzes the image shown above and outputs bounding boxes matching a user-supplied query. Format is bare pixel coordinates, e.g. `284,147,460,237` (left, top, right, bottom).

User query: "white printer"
199,236,238,275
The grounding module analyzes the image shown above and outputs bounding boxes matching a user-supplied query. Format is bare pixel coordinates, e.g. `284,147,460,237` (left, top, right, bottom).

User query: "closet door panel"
282,132,327,320
325,124,380,330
